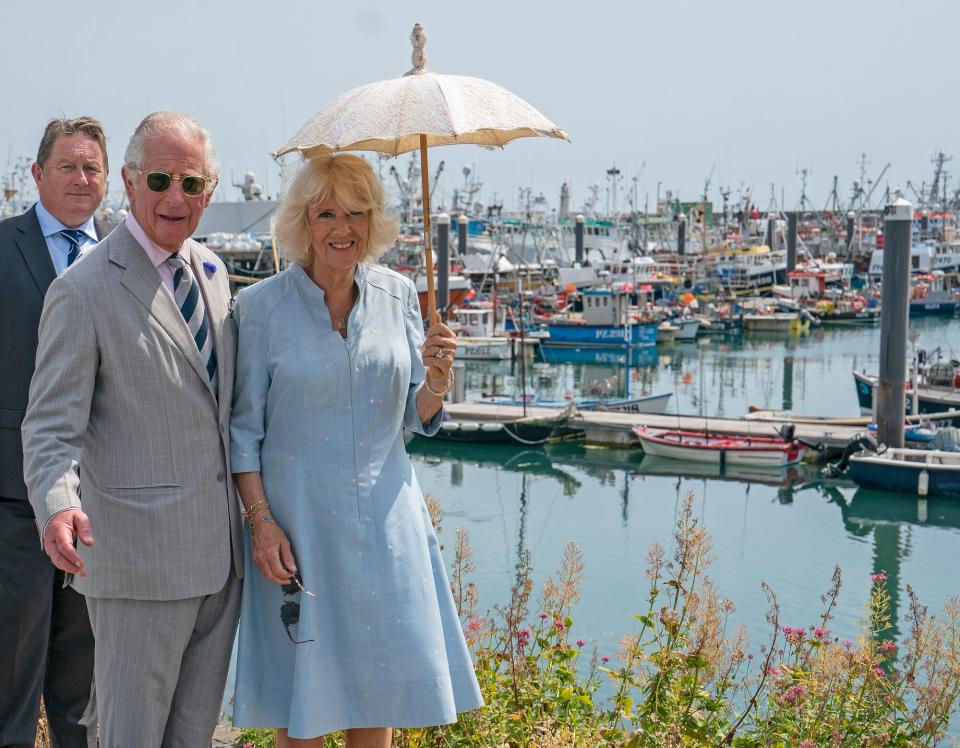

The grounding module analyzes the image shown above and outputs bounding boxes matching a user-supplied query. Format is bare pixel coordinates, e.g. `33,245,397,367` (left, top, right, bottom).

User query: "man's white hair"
124,112,220,184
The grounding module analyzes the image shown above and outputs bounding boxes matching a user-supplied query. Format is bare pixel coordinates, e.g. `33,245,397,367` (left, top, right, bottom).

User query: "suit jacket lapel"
15,207,56,295
110,226,214,394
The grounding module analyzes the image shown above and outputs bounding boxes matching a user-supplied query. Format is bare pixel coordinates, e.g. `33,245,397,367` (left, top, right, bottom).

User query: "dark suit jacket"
0,206,109,500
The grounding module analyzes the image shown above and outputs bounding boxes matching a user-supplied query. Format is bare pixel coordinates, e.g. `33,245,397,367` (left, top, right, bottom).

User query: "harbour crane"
929,150,952,206
862,162,891,208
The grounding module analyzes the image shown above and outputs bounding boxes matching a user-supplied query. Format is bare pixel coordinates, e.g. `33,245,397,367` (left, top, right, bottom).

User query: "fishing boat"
908,271,958,315
708,244,786,294
695,305,744,334
853,365,960,422
544,286,658,348
633,426,803,467
453,304,517,360
846,448,960,496
770,264,881,323
742,311,812,334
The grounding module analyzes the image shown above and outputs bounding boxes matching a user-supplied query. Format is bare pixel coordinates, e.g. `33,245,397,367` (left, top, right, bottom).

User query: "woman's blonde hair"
273,154,400,266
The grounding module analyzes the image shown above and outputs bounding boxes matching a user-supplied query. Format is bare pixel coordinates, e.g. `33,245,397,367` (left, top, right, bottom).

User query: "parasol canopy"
275,23,569,320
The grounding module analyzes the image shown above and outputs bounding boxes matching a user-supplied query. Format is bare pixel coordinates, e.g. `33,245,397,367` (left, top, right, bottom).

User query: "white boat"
671,317,701,341
457,337,512,360
453,302,540,360
742,312,811,333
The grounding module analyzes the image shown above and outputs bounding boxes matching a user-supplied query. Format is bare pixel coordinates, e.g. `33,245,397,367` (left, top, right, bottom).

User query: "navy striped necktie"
59,228,87,266
164,253,218,391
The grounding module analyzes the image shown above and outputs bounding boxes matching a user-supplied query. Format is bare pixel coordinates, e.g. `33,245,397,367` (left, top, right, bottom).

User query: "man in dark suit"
0,116,109,748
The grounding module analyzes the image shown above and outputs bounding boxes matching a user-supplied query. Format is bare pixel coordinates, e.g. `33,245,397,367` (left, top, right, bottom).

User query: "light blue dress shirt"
34,200,98,275
230,263,482,738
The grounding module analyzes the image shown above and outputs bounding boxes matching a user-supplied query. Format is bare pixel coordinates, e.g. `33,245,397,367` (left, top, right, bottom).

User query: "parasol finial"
405,23,428,76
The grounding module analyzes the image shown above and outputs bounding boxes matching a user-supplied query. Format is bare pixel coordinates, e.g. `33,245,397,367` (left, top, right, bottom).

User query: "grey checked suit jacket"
22,223,244,600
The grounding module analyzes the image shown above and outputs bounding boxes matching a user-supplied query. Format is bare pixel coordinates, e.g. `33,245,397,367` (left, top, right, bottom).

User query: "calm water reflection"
408,439,960,734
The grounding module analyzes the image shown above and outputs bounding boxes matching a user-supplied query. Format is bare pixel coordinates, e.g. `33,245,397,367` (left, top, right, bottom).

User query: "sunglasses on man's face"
143,171,208,196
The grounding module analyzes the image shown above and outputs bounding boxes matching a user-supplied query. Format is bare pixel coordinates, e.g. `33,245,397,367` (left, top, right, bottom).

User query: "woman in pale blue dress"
230,154,482,747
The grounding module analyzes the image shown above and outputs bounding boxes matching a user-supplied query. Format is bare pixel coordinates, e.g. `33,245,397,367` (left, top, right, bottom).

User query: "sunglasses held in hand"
281,572,316,645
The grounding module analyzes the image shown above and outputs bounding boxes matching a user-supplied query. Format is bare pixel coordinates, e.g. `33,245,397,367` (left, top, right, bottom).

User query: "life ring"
850,296,866,312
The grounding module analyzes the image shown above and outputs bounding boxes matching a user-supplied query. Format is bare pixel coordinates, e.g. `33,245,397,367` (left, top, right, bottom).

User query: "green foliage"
234,493,960,747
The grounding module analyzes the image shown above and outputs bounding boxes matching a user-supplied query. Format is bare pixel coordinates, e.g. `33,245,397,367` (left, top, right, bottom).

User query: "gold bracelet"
244,497,269,520
249,511,275,538
424,367,454,397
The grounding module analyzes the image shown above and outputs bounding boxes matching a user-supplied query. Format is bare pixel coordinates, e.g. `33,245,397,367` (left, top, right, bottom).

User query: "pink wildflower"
539,613,548,620
602,655,609,663
813,626,829,640
768,666,780,676
553,619,565,632
780,685,807,706
576,639,585,647
872,666,885,678
880,640,898,655
872,570,889,584
884,694,893,703
784,626,806,645
243,744,254,748
467,618,482,632
800,741,816,748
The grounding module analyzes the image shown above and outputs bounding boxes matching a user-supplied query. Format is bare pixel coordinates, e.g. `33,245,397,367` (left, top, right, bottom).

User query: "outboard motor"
778,422,796,443
821,432,879,478
800,308,819,326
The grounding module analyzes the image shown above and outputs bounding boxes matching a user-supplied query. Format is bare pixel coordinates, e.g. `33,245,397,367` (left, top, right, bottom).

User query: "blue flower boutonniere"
202,260,217,275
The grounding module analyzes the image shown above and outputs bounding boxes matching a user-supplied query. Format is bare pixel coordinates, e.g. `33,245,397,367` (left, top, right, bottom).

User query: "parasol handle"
419,134,438,321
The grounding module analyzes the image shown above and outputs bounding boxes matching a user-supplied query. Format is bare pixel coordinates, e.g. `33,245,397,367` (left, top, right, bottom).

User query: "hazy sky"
4,0,958,214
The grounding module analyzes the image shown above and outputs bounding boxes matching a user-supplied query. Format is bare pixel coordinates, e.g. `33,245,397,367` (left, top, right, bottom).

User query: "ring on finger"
435,347,446,359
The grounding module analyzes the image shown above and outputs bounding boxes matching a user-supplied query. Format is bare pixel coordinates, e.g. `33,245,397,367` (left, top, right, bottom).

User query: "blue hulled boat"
543,287,658,349
848,448,960,496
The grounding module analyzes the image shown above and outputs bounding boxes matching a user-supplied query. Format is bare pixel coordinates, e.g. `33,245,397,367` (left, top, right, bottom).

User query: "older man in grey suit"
23,112,243,748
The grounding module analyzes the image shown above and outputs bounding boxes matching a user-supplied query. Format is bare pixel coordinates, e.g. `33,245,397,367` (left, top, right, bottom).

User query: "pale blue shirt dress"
230,262,482,738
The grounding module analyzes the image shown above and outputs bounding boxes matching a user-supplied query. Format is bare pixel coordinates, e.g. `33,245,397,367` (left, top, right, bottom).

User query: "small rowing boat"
633,426,803,467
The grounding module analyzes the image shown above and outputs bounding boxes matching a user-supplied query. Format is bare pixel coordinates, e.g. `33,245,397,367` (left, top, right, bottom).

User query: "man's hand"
43,509,95,576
